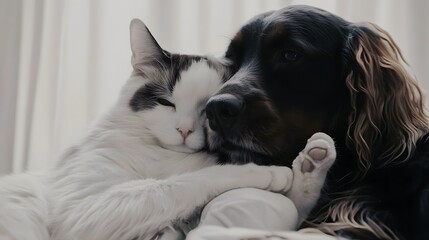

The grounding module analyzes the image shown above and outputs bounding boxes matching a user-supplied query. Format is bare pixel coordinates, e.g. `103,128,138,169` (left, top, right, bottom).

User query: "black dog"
206,5,429,240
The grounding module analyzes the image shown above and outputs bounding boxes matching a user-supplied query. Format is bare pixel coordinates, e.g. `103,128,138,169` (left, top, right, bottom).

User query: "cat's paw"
293,132,336,176
268,165,294,193
256,164,293,193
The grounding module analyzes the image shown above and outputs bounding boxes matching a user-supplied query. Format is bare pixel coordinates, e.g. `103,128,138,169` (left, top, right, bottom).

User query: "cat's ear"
130,19,164,73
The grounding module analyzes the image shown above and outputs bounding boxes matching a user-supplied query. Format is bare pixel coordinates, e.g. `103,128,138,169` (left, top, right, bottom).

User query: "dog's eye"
157,98,175,108
283,50,301,62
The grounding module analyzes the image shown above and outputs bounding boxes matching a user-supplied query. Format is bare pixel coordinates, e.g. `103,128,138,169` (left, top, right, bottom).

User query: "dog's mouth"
203,91,291,165
211,131,268,154
206,122,276,165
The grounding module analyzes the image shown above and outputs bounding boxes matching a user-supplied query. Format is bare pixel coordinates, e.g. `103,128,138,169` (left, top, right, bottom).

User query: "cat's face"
122,19,227,153
130,59,224,153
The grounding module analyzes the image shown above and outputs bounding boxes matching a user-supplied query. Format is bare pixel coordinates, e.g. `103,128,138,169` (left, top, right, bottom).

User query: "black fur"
207,5,429,240
129,54,214,112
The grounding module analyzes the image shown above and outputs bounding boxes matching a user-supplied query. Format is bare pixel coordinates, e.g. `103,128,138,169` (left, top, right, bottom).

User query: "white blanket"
188,226,338,240
186,188,340,240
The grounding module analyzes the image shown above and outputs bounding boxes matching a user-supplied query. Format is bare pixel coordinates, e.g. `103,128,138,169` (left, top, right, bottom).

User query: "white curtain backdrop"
1,0,428,175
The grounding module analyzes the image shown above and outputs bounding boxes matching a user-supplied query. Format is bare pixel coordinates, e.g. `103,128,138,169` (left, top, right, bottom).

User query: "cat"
0,19,336,240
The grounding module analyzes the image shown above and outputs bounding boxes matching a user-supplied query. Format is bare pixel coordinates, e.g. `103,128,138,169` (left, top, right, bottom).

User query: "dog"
205,5,429,240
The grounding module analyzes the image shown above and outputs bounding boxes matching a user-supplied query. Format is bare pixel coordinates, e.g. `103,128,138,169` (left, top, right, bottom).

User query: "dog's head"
206,5,428,169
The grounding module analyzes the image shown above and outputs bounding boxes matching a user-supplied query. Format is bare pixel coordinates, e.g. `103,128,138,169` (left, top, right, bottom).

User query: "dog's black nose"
206,94,243,131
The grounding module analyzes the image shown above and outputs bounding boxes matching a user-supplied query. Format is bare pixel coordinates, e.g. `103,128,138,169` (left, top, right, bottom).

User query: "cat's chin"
162,144,200,154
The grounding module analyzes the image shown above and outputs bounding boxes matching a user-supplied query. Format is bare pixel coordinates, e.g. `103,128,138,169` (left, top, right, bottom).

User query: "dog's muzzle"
206,94,244,133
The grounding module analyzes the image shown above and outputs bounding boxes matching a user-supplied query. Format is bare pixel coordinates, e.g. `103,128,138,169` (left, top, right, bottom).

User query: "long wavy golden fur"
345,23,429,170
310,23,429,240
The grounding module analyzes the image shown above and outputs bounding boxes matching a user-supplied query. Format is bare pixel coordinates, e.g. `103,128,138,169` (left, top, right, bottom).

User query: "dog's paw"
293,132,336,175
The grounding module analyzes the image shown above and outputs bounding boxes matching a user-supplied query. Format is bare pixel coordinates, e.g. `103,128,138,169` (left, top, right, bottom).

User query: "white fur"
44,58,249,240
140,61,222,153
0,19,335,240
0,173,50,240
0,60,292,240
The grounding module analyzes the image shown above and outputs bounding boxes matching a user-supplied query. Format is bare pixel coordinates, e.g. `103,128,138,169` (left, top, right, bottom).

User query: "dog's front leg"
286,132,337,224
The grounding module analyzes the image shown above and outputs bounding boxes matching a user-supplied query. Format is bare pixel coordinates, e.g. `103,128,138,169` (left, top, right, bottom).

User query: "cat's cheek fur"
140,108,184,146
139,109,206,152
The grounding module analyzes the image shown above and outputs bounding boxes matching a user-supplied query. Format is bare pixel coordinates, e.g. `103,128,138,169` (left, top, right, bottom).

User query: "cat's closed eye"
157,98,176,109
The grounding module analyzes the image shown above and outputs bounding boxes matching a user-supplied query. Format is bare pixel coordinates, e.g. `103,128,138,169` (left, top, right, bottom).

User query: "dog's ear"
342,23,428,170
130,19,166,75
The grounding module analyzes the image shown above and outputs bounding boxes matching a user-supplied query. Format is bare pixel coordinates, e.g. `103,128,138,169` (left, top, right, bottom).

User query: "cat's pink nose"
177,128,193,139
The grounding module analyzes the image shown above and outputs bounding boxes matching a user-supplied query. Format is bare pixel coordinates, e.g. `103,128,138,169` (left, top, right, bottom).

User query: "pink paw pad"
308,147,327,161
301,147,328,173
302,159,315,173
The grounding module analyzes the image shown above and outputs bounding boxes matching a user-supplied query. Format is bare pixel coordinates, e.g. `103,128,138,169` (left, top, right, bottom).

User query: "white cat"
0,19,336,240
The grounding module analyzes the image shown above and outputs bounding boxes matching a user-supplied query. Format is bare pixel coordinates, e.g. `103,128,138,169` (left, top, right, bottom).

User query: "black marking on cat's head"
129,54,224,112
128,20,230,112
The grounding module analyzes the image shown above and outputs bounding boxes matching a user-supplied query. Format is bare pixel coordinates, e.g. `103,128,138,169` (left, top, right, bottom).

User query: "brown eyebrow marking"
265,23,287,41
231,31,243,44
